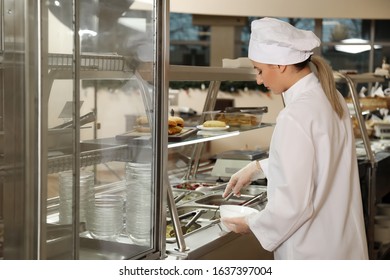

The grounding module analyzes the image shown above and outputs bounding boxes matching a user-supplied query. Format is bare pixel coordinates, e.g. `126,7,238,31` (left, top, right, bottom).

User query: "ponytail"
310,55,344,119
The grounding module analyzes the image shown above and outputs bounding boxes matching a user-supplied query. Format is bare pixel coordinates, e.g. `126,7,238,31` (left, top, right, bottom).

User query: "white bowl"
219,205,259,232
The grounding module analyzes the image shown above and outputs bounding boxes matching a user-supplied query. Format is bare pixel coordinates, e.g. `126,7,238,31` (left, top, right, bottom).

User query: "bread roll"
134,115,150,132
168,125,183,135
168,116,184,135
203,120,226,127
136,115,149,125
168,117,177,127
170,116,184,127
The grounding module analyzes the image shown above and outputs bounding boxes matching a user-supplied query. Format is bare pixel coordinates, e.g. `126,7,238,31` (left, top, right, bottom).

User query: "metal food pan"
171,180,227,192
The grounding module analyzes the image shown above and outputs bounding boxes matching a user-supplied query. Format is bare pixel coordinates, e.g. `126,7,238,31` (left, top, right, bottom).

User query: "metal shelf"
47,56,257,82
169,65,257,81
168,123,273,149
47,53,147,80
347,73,387,84
48,53,131,72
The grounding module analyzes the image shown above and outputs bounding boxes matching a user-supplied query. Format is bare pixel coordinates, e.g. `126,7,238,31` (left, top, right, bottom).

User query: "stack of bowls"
125,162,153,245
58,170,94,224
86,194,124,240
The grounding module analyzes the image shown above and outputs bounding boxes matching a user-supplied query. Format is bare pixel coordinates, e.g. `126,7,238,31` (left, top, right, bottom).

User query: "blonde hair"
310,55,344,119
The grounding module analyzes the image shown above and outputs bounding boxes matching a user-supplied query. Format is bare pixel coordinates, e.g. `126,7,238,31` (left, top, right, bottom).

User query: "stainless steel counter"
165,220,273,260
165,185,272,260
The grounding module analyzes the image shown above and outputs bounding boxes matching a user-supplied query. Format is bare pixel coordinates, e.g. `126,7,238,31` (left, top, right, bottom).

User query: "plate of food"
197,120,229,131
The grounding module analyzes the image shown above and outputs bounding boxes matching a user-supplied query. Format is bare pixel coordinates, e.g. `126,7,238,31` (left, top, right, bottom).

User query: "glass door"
1,0,166,260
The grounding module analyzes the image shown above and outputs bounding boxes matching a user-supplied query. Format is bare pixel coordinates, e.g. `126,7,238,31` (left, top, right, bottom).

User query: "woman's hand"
223,161,263,198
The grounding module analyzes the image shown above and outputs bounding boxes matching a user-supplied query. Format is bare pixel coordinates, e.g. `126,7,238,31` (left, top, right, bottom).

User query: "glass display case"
0,0,167,260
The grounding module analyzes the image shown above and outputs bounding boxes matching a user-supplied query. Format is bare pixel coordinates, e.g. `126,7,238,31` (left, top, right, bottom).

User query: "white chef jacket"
248,73,368,259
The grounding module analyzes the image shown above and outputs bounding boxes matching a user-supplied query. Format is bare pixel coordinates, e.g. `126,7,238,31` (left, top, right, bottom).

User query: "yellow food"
203,120,226,127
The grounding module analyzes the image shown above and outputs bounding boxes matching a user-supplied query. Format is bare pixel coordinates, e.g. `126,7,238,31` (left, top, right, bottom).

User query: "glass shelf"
168,130,239,148
167,123,273,148
169,65,257,82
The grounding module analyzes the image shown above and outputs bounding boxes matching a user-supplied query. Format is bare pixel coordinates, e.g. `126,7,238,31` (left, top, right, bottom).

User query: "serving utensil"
240,191,267,206
169,209,206,236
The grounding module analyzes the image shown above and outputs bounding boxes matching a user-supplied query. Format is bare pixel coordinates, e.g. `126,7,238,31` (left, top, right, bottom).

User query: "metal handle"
224,191,234,201
241,191,267,206
184,209,206,228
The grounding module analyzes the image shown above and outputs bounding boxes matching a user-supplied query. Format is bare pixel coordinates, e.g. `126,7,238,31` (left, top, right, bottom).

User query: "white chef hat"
248,17,321,65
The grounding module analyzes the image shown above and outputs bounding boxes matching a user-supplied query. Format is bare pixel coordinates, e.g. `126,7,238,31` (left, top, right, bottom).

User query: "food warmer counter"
165,182,272,260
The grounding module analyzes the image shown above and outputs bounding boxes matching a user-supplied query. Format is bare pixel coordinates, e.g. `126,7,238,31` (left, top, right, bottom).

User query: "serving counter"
166,222,272,260
163,184,272,260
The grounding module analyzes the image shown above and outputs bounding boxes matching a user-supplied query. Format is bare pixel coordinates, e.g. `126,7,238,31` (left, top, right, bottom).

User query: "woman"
222,17,368,260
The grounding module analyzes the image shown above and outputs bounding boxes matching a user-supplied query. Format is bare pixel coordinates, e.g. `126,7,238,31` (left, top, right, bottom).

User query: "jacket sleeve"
248,113,315,251
259,158,269,178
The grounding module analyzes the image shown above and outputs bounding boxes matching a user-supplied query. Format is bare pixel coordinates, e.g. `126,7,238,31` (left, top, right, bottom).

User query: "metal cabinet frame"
0,0,168,260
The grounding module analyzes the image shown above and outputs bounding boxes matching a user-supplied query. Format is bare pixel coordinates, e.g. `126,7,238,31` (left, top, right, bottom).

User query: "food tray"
172,180,227,192
172,181,216,191
168,128,198,142
115,130,151,142
203,107,268,128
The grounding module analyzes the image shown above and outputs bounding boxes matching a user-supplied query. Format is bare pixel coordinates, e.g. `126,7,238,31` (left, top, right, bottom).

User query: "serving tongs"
169,209,207,236
211,191,235,220
173,192,187,204
240,191,267,206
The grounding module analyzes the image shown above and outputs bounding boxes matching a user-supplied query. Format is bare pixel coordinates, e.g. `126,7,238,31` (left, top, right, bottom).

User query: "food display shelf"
47,144,130,174
169,65,257,81
46,53,153,81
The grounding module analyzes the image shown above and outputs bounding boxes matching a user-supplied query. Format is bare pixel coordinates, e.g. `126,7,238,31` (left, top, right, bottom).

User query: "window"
170,15,390,75
170,13,210,66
